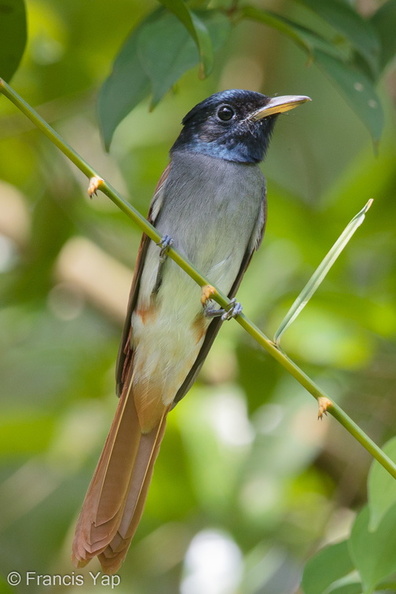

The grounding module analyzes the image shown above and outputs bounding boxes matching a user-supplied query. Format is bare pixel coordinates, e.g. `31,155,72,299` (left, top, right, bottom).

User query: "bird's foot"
157,234,174,262
318,396,332,419
203,293,243,321
87,176,104,198
221,298,243,321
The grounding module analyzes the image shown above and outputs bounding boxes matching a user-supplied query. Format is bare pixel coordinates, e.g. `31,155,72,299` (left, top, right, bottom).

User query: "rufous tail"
71,385,167,574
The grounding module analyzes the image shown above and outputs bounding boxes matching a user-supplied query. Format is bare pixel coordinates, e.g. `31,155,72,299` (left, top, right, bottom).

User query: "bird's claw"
157,234,174,261
221,298,243,321
203,296,242,321
87,176,104,198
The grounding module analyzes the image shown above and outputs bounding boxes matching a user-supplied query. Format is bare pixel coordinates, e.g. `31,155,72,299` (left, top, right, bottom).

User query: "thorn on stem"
318,396,332,419
88,176,104,198
201,284,217,306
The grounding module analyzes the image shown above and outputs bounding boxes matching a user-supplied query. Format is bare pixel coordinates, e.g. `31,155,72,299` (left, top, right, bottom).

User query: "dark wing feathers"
115,164,171,396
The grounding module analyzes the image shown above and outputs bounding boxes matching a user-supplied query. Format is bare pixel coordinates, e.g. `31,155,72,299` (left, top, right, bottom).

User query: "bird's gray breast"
156,151,266,289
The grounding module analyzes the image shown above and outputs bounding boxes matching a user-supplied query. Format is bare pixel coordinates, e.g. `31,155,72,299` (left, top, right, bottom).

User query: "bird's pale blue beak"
250,95,311,121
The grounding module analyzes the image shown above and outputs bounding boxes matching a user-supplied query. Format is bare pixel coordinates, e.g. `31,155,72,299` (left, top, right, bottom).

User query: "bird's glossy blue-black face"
171,89,310,164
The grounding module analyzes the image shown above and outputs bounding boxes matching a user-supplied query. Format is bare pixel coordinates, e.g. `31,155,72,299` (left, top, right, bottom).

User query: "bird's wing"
172,190,267,406
115,163,171,396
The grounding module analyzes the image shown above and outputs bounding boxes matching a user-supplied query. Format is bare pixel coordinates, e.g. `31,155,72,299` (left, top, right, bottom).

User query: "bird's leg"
152,235,174,294
157,234,174,262
201,286,243,321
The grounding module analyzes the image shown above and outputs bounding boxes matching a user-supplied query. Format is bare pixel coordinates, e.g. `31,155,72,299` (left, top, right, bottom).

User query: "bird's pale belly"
130,215,250,414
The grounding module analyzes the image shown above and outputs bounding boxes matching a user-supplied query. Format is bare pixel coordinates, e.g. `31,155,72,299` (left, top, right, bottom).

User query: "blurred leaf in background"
0,0,396,593
0,0,27,82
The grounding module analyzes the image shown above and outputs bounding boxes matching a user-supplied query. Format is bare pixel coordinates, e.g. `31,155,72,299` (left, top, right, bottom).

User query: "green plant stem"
1,77,395,480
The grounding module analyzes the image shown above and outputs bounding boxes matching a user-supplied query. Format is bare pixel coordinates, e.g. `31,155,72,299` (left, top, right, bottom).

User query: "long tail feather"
72,384,167,574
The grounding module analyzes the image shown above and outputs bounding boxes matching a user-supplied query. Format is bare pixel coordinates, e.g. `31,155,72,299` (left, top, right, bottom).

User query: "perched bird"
72,89,310,573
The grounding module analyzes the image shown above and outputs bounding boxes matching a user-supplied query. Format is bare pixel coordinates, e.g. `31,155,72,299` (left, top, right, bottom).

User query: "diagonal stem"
1,77,395,479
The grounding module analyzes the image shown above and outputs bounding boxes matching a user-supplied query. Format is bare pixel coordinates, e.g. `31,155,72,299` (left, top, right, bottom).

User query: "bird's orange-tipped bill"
250,95,311,121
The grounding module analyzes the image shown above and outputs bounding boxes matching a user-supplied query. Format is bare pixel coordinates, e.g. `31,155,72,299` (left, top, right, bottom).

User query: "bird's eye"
217,105,235,122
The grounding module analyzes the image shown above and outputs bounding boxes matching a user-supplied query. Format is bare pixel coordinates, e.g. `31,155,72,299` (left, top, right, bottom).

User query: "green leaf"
274,200,373,345
0,0,27,82
301,540,355,594
157,0,213,76
349,505,396,593
98,11,152,150
296,0,380,76
368,437,396,531
139,10,230,108
314,50,383,143
326,583,363,594
371,0,396,72
242,6,345,60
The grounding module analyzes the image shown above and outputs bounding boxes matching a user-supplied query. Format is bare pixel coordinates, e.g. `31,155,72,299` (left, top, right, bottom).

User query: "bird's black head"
171,89,310,164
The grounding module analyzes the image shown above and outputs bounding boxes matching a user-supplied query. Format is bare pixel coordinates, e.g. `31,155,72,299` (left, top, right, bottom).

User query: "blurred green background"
0,0,396,592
